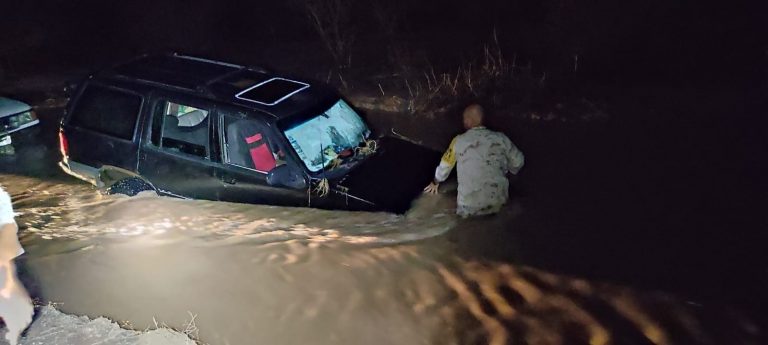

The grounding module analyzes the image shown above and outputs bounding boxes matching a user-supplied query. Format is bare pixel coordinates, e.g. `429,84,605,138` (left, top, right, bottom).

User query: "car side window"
69,85,142,140
222,115,283,173
153,100,211,159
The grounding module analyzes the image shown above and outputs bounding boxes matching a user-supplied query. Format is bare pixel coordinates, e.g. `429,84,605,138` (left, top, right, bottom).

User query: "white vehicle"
0,97,38,155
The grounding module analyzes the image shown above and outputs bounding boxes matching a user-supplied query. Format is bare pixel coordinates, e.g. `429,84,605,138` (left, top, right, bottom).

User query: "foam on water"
1,173,762,345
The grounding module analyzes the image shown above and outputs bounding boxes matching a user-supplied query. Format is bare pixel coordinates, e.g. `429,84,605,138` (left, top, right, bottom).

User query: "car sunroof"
235,78,310,106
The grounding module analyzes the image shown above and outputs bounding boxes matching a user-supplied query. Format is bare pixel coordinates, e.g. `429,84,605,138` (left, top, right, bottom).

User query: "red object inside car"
245,133,276,172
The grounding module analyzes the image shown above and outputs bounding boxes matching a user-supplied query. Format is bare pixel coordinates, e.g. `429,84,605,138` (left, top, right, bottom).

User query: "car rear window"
69,85,142,140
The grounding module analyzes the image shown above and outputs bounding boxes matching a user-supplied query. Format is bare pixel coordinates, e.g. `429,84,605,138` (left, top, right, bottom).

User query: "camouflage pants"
457,202,504,218
456,184,508,218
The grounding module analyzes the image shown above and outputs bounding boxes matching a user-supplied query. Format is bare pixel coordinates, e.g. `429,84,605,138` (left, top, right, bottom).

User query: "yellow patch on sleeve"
441,137,458,166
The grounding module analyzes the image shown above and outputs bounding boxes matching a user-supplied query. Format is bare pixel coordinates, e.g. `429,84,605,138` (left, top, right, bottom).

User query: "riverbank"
0,305,195,345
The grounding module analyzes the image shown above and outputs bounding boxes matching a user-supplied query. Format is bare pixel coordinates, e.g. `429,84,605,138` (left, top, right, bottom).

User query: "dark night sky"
0,0,764,86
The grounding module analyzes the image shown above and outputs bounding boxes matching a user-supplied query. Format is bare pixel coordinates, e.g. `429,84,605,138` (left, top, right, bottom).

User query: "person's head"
462,104,485,130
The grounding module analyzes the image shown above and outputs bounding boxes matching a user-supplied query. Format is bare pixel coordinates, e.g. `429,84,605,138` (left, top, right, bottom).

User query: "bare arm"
0,189,23,261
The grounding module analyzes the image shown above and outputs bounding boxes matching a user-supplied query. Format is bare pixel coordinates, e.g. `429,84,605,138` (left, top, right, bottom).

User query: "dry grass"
397,30,545,116
150,311,202,345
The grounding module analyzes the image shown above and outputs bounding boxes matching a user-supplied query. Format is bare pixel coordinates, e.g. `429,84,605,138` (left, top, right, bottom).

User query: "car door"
137,94,221,200
63,83,145,171
213,107,308,207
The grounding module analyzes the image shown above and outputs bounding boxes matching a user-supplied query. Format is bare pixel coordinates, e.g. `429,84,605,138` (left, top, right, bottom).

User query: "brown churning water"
1,174,762,345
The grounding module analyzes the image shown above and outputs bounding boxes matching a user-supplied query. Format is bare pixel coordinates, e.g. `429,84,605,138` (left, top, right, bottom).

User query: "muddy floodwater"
2,176,754,345
1,97,765,345
3,175,760,345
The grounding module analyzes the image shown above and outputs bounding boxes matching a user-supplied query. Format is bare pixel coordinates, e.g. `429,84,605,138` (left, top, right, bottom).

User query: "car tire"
106,177,155,197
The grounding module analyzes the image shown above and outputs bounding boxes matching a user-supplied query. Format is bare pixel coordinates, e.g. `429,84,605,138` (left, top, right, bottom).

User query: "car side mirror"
267,164,307,189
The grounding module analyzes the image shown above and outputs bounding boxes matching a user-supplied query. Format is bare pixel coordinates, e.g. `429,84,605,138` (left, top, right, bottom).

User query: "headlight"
1,111,38,135
11,111,37,126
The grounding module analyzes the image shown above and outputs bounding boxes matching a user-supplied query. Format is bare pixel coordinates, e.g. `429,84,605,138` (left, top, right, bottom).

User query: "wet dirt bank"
0,305,194,345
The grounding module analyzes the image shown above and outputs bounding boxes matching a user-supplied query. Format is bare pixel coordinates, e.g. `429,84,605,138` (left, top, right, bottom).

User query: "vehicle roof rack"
107,53,246,94
171,53,244,69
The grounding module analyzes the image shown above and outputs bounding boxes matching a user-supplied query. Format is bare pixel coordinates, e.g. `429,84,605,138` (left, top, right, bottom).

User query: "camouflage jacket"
434,127,524,217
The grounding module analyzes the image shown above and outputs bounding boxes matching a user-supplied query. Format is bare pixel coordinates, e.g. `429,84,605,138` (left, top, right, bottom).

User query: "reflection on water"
1,174,762,344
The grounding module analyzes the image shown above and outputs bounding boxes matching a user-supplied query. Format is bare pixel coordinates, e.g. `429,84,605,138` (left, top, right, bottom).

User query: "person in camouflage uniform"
424,104,524,217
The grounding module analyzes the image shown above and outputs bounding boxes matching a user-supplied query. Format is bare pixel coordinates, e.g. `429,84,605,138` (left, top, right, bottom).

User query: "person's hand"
423,182,439,194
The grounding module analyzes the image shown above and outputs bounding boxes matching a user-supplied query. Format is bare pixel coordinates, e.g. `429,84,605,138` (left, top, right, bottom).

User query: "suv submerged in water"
59,54,440,213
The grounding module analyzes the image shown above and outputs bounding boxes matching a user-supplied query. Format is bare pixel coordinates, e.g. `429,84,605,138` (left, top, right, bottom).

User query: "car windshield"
282,99,370,173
